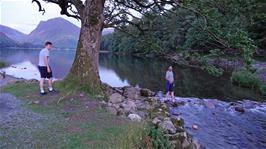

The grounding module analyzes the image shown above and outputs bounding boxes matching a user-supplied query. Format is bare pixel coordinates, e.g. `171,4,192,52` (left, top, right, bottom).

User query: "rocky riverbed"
105,86,266,149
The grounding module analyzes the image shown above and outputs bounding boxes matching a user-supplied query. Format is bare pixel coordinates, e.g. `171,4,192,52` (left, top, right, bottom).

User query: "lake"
0,48,264,101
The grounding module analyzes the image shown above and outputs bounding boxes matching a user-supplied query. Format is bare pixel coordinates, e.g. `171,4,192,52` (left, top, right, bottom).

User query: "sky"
0,0,81,34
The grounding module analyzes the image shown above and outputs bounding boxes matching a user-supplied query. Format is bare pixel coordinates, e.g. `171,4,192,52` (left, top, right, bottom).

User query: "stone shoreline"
105,86,201,149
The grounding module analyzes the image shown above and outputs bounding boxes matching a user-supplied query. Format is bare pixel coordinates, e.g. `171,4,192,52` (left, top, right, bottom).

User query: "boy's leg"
39,78,45,93
48,78,53,91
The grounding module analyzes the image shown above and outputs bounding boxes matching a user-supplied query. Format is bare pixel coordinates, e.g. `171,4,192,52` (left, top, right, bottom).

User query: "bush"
0,61,7,68
260,85,266,96
138,125,174,149
231,70,260,89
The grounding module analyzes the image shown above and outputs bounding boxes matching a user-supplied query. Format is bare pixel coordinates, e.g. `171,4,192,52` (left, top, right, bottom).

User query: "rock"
182,139,191,149
106,106,117,115
235,106,245,113
128,114,142,122
159,119,176,134
152,117,161,125
140,88,155,97
171,117,185,128
192,124,199,130
121,100,136,113
0,71,6,79
109,93,124,104
204,101,215,109
33,100,40,104
124,87,140,99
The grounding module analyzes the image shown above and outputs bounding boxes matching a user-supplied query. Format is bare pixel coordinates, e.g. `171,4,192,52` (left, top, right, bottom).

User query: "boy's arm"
45,56,50,72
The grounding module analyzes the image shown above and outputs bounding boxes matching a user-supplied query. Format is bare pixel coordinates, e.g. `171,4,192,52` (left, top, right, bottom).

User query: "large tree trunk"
66,0,105,94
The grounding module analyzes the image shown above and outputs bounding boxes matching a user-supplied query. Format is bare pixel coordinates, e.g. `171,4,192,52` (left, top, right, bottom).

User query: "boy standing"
38,41,54,95
166,66,175,100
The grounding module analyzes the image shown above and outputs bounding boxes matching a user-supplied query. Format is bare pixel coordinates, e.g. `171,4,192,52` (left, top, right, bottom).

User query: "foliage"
0,61,7,68
102,0,265,70
260,85,266,96
231,69,260,89
137,125,174,149
201,64,224,77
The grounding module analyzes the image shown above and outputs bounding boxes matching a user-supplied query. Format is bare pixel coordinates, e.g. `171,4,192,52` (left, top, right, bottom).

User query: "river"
1,48,266,149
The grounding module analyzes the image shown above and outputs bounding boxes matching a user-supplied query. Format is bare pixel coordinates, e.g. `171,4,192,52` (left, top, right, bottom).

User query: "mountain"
0,32,19,47
0,25,27,42
27,17,80,48
1,17,114,48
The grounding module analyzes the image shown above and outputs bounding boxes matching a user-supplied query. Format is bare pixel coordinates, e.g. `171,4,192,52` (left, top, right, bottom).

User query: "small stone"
121,100,136,113
124,87,140,99
33,100,40,104
192,124,199,130
235,106,245,113
152,117,161,125
79,93,84,97
128,114,142,122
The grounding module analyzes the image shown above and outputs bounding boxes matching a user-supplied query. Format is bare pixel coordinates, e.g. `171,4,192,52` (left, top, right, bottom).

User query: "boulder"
109,93,124,104
140,88,155,97
159,118,177,134
124,87,140,99
121,100,136,113
235,106,245,113
106,106,117,115
128,114,142,122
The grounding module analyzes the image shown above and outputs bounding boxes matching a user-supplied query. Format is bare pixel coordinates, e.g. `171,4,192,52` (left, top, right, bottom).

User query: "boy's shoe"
49,89,59,94
40,92,47,96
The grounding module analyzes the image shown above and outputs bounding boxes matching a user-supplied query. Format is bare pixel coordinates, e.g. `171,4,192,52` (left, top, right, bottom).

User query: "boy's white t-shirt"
38,48,49,66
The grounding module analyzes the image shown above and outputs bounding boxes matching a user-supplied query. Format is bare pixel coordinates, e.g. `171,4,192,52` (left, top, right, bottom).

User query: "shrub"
231,70,260,89
0,61,7,68
260,85,266,96
138,126,174,149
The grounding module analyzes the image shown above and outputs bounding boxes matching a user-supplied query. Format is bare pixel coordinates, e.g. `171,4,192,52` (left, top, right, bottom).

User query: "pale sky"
0,0,81,34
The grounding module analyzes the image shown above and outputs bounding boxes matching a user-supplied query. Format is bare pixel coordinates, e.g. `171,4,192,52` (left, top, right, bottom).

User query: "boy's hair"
45,41,52,46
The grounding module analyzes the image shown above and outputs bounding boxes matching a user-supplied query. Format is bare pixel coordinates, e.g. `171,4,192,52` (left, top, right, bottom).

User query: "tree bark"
66,0,105,94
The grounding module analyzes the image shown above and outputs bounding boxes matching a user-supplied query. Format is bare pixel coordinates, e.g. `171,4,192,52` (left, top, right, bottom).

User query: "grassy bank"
1,81,147,149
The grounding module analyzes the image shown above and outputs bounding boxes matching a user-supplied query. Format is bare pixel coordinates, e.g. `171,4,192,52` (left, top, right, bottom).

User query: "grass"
1,82,146,149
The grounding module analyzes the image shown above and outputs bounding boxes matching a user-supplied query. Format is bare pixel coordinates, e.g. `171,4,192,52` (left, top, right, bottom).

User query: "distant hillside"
0,25,27,42
0,32,19,47
26,17,80,48
1,17,114,48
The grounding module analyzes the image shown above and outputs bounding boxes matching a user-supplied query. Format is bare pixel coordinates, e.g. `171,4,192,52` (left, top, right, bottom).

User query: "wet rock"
124,87,140,99
159,118,176,134
204,101,215,109
109,93,124,104
140,88,155,97
235,106,245,113
128,113,142,122
192,124,199,130
106,106,117,115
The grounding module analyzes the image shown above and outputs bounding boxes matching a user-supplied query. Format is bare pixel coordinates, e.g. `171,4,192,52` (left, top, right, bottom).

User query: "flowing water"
1,48,266,149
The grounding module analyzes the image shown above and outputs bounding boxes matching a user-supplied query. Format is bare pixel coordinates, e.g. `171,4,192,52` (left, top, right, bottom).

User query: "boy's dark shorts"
166,81,174,92
38,66,53,78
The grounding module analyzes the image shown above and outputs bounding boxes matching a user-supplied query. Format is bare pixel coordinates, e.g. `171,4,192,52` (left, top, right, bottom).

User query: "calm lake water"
0,48,264,101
